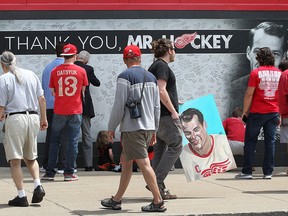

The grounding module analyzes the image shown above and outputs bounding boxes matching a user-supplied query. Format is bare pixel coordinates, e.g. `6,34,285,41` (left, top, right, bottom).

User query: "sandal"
141,200,167,212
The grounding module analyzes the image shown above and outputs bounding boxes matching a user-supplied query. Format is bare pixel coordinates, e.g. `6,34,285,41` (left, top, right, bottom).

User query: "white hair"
1,51,22,84
77,50,90,63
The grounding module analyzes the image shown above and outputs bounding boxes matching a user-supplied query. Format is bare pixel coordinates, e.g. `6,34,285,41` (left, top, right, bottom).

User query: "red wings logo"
175,32,197,49
201,159,231,178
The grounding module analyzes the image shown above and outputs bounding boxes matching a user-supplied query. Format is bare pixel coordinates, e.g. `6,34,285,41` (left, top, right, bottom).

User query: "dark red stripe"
1,1,288,11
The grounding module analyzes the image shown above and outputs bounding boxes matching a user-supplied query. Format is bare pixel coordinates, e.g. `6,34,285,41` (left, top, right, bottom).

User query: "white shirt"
0,68,43,113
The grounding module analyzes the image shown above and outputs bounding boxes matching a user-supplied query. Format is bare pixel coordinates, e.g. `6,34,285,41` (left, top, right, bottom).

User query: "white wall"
0,19,250,143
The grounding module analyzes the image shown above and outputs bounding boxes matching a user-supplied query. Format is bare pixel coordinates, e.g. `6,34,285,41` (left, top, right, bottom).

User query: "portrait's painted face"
247,28,284,70
182,115,208,152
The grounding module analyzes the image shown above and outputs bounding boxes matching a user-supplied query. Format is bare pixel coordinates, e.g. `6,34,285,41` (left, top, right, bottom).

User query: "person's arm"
108,148,114,163
0,106,4,120
87,68,100,87
50,88,55,97
82,86,86,95
108,80,128,133
38,95,48,131
158,79,179,119
242,86,255,117
149,133,157,146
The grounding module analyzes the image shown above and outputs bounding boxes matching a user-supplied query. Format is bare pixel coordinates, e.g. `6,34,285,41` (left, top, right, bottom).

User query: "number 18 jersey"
49,63,88,115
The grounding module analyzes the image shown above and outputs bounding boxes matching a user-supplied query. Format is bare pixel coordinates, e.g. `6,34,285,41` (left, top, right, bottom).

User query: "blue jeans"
46,114,82,176
242,112,279,175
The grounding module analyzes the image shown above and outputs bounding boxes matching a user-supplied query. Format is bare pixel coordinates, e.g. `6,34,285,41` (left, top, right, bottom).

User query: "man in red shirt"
42,43,88,181
235,47,281,180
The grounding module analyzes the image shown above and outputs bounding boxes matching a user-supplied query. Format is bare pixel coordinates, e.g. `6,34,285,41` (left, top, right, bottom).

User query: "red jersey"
49,63,88,115
222,117,245,142
278,70,288,117
248,65,281,114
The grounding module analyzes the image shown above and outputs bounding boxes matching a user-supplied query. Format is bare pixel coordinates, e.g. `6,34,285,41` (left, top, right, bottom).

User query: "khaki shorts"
121,130,153,162
3,113,39,162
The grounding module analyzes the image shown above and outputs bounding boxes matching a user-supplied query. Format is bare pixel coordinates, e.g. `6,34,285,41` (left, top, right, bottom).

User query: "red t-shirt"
222,117,245,142
278,70,288,117
49,63,88,115
248,65,281,114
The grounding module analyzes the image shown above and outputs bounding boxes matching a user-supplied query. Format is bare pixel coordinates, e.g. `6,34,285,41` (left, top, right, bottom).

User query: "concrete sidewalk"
1,167,288,216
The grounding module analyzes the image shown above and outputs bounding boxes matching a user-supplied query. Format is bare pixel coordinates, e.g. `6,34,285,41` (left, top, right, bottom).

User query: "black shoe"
85,166,93,171
101,196,122,210
8,196,29,207
141,200,167,212
31,185,45,203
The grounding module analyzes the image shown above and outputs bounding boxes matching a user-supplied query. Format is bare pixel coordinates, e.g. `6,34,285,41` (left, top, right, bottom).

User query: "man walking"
148,38,182,199
101,45,166,212
0,51,47,206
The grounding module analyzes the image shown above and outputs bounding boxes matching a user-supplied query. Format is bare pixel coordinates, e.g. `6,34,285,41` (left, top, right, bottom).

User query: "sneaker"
235,172,253,179
160,188,177,200
8,196,29,207
39,166,46,173
74,169,78,173
263,175,272,179
141,200,167,212
41,174,54,181
101,196,122,210
31,185,45,203
64,173,79,181
57,169,64,174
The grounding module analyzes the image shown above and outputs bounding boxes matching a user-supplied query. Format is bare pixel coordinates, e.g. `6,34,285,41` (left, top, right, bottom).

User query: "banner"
0,19,286,143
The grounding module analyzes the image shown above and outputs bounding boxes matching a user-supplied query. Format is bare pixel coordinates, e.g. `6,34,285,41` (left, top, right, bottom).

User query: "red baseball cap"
61,43,78,56
123,45,141,58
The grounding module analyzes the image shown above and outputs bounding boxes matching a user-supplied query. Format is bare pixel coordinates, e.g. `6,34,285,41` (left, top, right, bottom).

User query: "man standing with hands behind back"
75,50,100,171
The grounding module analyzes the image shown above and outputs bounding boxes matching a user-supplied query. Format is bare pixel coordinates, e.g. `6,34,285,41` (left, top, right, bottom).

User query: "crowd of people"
1,20,288,212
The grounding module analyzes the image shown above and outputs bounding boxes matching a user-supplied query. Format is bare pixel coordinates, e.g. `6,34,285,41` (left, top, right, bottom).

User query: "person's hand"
40,119,48,131
108,131,115,142
0,114,5,121
278,116,282,127
171,111,179,120
149,133,157,146
241,114,248,124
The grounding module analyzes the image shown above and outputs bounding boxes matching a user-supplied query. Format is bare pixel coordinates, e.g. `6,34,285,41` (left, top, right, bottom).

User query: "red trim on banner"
1,1,288,11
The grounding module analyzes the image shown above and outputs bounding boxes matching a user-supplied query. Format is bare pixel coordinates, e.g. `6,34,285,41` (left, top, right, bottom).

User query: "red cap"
123,45,141,58
61,43,78,56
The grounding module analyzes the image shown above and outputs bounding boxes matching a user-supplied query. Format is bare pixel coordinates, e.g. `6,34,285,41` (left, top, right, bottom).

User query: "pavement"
1,167,288,216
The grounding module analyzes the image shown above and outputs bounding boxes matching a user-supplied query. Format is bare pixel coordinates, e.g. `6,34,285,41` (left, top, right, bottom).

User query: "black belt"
9,111,38,116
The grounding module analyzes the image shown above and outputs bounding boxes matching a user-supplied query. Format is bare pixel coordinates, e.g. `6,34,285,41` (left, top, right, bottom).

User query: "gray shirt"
108,66,160,132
